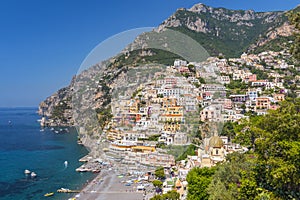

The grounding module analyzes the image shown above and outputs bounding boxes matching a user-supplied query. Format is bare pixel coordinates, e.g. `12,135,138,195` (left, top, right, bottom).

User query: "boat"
24,169,31,174
31,172,37,178
57,188,79,193
44,192,54,197
40,117,46,127
92,169,100,173
64,161,68,168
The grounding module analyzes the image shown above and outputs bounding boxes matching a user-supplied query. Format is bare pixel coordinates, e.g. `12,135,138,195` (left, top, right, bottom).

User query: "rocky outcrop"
248,21,296,51
155,3,287,57
158,3,283,33
38,76,76,126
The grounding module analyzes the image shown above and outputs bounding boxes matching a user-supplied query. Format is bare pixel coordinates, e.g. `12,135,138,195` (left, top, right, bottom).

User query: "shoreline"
73,168,145,200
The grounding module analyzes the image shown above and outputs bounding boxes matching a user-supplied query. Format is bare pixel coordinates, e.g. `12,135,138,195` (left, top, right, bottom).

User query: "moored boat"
44,192,54,197
31,172,37,177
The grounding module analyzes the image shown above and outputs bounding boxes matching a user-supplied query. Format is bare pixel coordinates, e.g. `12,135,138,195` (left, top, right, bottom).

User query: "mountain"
38,3,298,152
156,3,292,57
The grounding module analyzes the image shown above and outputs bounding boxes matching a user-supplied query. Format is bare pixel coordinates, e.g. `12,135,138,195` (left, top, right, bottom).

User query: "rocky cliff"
156,3,289,57
38,76,75,126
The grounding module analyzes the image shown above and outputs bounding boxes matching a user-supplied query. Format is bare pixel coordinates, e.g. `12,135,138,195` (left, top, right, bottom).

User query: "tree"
162,190,180,200
207,152,259,200
152,180,163,188
188,99,300,200
234,99,300,199
150,190,180,200
186,167,216,200
221,121,235,140
155,166,165,180
253,99,300,198
176,144,197,161
150,195,163,200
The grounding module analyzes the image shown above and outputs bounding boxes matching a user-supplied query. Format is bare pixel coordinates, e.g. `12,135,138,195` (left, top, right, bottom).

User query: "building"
256,97,271,110
246,90,258,101
217,76,230,84
229,94,249,103
200,105,222,122
202,84,226,92
208,136,225,165
273,93,285,102
174,59,187,67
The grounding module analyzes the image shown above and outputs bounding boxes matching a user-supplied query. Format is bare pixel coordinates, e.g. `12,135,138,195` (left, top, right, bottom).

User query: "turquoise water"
0,108,96,200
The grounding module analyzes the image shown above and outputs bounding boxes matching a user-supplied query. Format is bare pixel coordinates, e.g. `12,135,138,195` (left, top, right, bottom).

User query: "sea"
0,108,97,200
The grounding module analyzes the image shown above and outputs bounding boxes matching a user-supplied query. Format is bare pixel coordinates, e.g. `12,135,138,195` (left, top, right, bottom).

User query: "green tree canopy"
186,167,216,200
152,180,163,188
150,190,180,200
187,99,300,199
155,166,166,180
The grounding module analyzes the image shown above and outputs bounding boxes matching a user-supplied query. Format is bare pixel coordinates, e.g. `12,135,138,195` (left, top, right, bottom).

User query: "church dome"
209,136,223,148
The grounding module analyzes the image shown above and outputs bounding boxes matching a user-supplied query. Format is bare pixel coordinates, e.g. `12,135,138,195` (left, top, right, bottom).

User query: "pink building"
248,74,257,82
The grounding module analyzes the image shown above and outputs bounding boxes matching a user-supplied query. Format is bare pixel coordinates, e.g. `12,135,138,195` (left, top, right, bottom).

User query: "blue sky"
0,0,299,107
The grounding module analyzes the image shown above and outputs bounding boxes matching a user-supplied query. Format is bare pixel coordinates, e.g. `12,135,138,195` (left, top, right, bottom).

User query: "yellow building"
129,100,139,113
162,97,177,108
131,146,156,153
106,129,123,141
161,106,184,132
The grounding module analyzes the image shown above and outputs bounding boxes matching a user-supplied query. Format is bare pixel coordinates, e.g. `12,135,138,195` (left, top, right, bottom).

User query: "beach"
75,169,146,200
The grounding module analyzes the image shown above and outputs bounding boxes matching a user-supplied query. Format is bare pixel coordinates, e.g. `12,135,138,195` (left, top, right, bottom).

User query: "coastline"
73,169,144,200
71,138,149,200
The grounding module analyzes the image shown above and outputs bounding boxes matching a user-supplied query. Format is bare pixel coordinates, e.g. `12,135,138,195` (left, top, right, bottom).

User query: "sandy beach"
74,169,146,200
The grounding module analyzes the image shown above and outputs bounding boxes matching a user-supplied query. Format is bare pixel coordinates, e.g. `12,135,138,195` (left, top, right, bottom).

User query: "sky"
0,0,299,107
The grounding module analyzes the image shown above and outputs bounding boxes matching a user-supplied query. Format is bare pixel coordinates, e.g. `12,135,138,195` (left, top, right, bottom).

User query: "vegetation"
225,80,248,90
187,99,300,199
155,166,166,180
152,180,163,188
95,106,113,128
52,99,71,123
147,134,161,141
108,48,183,68
150,190,180,200
248,65,269,80
186,167,216,200
162,145,197,161
289,10,300,60
252,36,294,54
131,88,143,98
170,8,287,58
220,121,235,140
175,144,197,161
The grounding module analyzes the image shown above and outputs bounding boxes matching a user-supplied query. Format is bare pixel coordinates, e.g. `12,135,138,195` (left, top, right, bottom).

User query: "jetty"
79,155,92,162
76,155,102,173
75,162,101,173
